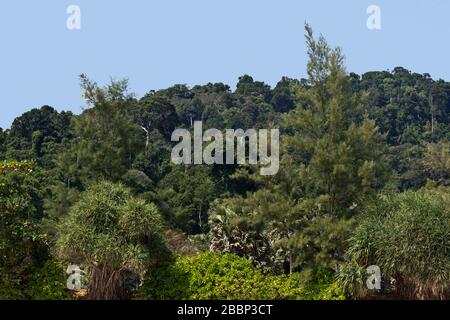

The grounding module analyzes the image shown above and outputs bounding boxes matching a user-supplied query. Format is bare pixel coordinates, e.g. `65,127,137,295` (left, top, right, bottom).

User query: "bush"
25,260,72,300
136,253,345,300
338,189,450,299
56,181,164,300
295,267,346,300
0,270,25,300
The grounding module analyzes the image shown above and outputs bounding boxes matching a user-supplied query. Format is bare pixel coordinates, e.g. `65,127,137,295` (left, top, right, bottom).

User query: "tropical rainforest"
0,26,449,300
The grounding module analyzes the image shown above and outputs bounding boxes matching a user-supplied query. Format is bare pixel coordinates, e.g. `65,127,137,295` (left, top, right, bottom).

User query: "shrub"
56,181,164,300
25,260,72,300
137,253,344,300
337,189,450,299
293,267,346,300
0,270,25,300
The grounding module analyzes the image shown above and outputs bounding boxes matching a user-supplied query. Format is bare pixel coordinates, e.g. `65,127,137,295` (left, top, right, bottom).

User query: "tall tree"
69,75,143,182
211,25,392,272
278,25,391,269
133,94,179,142
45,76,144,231
283,24,390,217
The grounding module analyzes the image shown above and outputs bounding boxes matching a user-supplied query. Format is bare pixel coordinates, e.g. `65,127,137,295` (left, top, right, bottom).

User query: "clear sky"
1,0,449,129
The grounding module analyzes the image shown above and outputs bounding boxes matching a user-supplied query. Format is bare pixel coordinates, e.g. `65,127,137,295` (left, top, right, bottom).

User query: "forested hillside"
0,27,449,300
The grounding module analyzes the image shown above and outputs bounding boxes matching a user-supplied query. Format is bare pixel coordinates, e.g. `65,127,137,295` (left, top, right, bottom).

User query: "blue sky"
1,0,449,128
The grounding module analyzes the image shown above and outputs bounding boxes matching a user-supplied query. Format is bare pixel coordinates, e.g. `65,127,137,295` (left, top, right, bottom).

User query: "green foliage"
275,25,390,269
139,253,287,300
56,180,164,299
68,75,143,183
42,181,81,237
284,25,390,217
2,24,450,301
295,267,345,300
292,215,355,270
25,260,72,300
208,199,273,270
338,189,450,299
236,75,272,103
208,25,389,273
423,142,450,186
44,76,146,235
5,106,73,166
0,270,25,300
360,68,450,145
133,94,179,139
158,165,218,234
138,253,345,300
271,77,296,113
0,160,47,270
0,128,7,158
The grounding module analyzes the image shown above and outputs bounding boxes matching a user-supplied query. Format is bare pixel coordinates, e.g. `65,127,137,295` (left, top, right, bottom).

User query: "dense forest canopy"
0,27,449,300
2,66,449,191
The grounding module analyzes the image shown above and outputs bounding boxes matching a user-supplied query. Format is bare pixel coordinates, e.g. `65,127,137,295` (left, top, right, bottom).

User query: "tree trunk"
88,266,127,300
